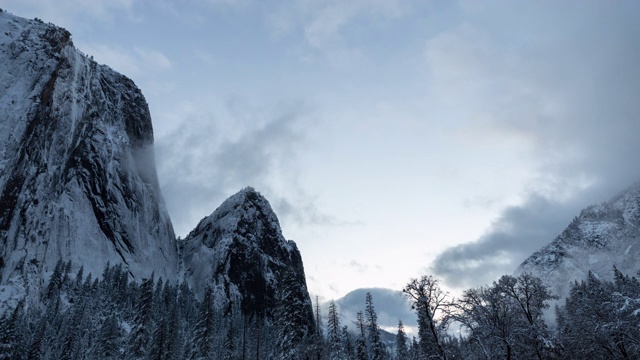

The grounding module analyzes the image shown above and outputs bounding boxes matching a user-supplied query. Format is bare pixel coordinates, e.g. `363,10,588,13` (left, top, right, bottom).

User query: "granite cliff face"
0,12,178,298
518,183,640,300
181,187,315,328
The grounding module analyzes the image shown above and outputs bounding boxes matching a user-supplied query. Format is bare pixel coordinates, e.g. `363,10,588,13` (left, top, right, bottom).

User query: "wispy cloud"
133,47,171,71
75,43,171,78
155,98,337,237
3,0,139,28
347,260,369,274
265,0,407,67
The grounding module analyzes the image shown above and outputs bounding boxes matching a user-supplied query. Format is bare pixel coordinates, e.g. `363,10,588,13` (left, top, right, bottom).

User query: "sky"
4,0,640,303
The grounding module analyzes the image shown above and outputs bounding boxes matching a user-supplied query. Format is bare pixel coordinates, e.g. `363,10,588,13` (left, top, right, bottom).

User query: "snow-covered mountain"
517,183,640,300
180,187,314,326
0,11,315,327
0,11,179,301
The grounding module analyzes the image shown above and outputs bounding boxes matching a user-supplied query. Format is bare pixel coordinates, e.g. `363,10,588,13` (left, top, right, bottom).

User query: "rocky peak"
186,187,291,254
181,188,313,327
517,182,640,300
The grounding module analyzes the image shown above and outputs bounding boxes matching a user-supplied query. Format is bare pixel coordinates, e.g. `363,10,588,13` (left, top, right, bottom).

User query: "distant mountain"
329,288,414,353
0,11,178,302
334,287,416,333
180,187,315,329
517,183,640,300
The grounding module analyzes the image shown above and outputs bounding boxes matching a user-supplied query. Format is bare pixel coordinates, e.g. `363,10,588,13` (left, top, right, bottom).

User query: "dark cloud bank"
431,2,640,289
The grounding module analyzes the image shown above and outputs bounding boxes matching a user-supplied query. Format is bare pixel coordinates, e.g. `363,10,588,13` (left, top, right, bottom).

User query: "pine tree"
395,320,409,360
275,270,314,359
355,311,367,360
557,269,640,359
163,284,182,360
126,274,155,359
409,338,420,360
29,296,61,360
365,292,386,360
327,300,344,359
73,266,84,298
61,260,72,293
342,325,354,359
0,300,24,360
148,316,168,360
153,277,165,314
311,295,325,360
27,317,46,360
191,287,215,360
95,314,122,359
178,280,197,328
46,259,64,300
59,301,88,360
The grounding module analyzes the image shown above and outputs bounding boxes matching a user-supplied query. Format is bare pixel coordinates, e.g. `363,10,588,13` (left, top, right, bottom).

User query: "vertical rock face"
181,187,314,328
0,12,178,296
517,183,640,300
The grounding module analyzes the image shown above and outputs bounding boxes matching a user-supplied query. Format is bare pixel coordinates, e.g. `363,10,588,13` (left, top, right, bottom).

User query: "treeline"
314,270,640,360
390,270,640,360
0,261,292,359
317,292,393,360
0,261,639,359
0,260,396,360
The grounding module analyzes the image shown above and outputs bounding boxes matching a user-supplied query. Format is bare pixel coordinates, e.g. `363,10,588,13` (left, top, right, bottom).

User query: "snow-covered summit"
0,10,178,301
517,182,640,300
185,186,285,248
181,187,314,325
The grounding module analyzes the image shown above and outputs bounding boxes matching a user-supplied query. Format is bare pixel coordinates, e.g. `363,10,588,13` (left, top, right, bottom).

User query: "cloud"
347,260,370,274
133,47,171,70
303,3,354,50
76,44,171,78
155,98,336,237
272,196,348,228
2,0,138,28
265,0,406,67
429,1,640,289
431,193,595,288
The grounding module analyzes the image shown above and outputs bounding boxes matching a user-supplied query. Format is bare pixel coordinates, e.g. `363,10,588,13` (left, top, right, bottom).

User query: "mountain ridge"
517,182,640,300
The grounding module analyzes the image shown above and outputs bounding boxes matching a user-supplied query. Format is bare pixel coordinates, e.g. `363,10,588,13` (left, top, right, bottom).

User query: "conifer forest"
1,260,639,359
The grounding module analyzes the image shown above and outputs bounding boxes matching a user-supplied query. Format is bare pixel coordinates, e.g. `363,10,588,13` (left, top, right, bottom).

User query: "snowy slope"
517,183,640,300
0,11,178,302
181,187,315,326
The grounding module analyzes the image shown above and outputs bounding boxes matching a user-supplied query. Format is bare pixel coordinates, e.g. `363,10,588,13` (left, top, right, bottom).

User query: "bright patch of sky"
5,0,640,300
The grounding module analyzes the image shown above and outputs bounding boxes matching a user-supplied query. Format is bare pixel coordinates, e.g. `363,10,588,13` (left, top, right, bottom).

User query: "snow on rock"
181,187,314,326
0,11,178,303
517,182,640,301
0,12,316,330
